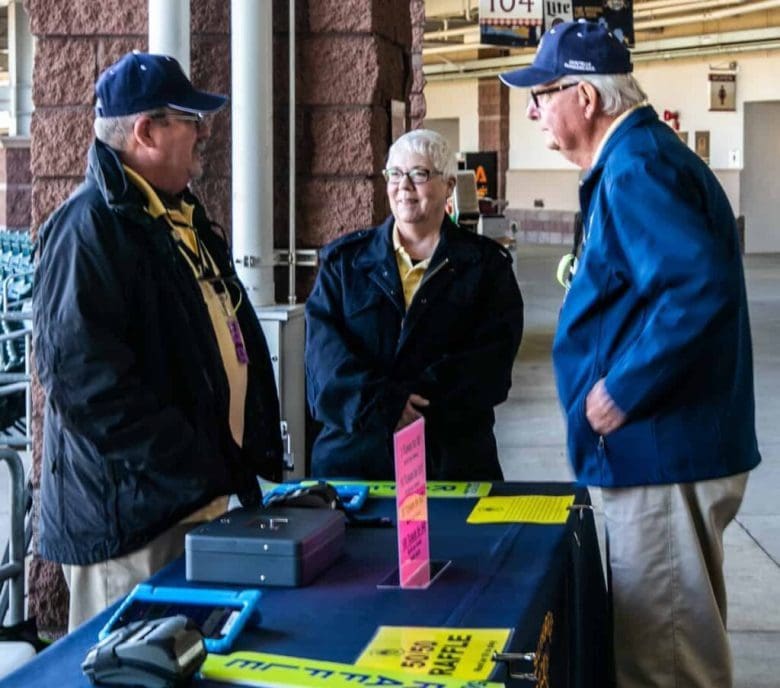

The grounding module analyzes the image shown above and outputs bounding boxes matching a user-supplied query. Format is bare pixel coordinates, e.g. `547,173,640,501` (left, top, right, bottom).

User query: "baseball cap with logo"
499,20,632,89
95,51,227,117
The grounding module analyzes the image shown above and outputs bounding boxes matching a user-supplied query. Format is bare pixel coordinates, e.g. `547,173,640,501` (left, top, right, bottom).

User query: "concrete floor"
497,244,780,688
1,245,778,686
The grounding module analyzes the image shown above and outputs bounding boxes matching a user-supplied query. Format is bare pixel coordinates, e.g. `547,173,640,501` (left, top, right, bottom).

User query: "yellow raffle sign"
356,627,512,681
467,495,575,524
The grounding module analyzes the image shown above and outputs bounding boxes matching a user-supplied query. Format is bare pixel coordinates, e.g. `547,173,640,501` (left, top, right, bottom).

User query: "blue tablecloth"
3,482,611,687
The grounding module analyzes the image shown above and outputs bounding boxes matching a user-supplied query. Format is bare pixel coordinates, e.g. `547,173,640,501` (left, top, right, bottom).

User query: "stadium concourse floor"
497,243,780,688
1,244,778,686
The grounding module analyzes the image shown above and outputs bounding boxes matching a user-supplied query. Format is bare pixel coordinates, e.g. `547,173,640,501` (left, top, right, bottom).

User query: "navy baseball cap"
95,51,227,117
499,20,632,88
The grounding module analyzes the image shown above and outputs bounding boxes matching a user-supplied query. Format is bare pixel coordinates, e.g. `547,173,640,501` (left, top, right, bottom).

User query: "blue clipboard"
99,584,262,654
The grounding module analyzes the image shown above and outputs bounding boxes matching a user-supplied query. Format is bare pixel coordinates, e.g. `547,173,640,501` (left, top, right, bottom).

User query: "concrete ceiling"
424,0,780,80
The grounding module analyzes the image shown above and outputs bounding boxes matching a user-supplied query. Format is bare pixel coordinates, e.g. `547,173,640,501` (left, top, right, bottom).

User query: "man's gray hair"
560,73,647,116
93,107,168,151
387,128,458,181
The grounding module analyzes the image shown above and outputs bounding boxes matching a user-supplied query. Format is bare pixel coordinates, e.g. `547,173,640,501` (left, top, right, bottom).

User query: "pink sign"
393,417,430,588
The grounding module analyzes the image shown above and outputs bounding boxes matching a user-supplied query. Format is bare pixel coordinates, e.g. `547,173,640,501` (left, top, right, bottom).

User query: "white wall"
423,80,480,155
425,48,780,250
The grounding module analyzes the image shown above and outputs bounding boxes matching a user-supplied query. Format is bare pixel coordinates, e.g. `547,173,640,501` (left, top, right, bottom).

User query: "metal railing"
0,449,26,625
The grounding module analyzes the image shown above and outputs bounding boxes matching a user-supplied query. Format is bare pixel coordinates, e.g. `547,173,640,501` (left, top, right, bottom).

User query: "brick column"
409,0,427,129
277,0,412,294
478,78,510,201
0,136,31,231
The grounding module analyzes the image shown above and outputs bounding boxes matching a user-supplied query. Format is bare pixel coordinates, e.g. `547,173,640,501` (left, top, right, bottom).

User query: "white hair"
93,107,168,151
386,129,457,181
558,73,647,116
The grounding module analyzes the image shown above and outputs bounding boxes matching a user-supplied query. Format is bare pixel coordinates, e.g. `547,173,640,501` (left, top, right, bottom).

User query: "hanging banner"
543,0,574,29
326,481,493,499
481,0,634,48
479,0,543,48
572,0,634,46
201,651,505,688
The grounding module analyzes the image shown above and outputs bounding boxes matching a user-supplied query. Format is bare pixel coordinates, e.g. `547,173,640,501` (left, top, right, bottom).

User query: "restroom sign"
709,73,737,112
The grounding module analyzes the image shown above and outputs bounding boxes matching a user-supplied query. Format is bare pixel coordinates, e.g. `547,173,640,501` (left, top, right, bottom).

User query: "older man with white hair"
33,52,283,630
500,20,760,688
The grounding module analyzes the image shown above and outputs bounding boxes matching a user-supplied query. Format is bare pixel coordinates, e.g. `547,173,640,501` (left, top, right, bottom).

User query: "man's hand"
395,393,430,431
585,378,626,435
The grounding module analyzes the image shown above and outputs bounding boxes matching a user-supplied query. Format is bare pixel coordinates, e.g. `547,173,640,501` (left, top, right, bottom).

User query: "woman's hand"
395,393,430,431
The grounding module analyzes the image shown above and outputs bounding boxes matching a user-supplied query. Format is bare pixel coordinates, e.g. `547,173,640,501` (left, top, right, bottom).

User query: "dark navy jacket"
553,106,761,487
305,216,524,480
33,140,283,565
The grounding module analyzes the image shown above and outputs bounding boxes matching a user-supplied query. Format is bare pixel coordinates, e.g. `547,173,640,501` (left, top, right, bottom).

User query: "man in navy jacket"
501,21,760,688
33,53,282,630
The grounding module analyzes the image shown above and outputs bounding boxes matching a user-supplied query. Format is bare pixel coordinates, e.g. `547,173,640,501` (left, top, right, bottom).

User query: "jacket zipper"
417,257,450,291
399,258,451,332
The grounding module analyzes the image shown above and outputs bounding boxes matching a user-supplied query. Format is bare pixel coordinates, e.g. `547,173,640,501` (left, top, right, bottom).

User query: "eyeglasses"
150,112,206,129
529,82,578,109
382,167,442,186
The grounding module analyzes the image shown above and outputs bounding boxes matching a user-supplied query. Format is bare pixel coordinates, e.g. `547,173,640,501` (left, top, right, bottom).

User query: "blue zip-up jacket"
305,216,524,480
553,106,760,487
33,140,283,565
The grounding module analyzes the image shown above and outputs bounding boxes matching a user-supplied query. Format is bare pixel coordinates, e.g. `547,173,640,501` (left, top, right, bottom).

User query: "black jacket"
33,140,283,565
305,216,524,480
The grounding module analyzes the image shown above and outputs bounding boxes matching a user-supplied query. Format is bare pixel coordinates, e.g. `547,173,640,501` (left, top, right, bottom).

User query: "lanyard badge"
227,316,249,365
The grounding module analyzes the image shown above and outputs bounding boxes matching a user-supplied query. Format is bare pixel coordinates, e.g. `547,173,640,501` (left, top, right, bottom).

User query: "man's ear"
577,81,600,120
132,115,158,150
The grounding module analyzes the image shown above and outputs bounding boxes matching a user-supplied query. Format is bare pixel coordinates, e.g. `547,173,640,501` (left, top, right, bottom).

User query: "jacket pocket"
344,289,388,352
345,289,384,317
601,418,661,484
565,398,602,480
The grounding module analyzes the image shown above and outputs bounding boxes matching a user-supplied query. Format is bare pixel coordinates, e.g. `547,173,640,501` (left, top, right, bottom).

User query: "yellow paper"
466,495,575,524
327,481,492,498
356,627,511,681
201,651,504,688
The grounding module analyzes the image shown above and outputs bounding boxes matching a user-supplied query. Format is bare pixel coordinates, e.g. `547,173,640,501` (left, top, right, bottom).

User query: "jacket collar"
86,139,145,209
353,214,478,272
583,104,658,183
86,139,210,229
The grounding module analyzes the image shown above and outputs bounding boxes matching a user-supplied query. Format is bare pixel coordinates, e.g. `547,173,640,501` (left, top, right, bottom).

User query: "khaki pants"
62,497,229,632
62,521,192,632
602,472,748,688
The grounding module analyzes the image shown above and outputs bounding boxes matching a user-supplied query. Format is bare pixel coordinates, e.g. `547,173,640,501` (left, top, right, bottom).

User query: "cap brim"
168,90,228,114
499,66,559,88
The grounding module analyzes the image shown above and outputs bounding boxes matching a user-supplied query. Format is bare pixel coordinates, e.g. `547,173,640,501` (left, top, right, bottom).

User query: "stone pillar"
0,137,31,232
409,0,426,130
272,0,412,303
189,1,231,231
478,78,510,201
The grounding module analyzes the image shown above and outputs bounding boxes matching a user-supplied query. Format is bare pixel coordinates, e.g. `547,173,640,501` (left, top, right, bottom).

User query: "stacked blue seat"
0,230,33,433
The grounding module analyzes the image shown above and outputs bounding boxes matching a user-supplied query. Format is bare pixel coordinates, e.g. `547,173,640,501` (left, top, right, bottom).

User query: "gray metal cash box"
185,506,346,587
